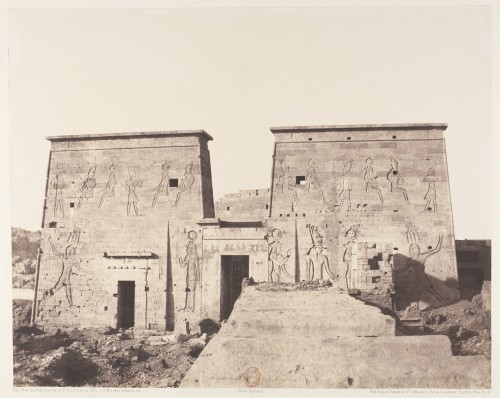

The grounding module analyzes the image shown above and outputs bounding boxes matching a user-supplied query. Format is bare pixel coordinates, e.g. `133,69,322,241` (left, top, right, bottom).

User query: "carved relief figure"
286,166,299,210
306,159,325,203
173,161,195,207
77,165,97,208
421,159,438,212
342,225,359,289
363,157,383,204
152,162,170,207
53,173,69,217
305,226,334,281
337,159,353,212
98,164,117,209
42,237,83,307
387,156,409,204
276,159,286,194
267,229,292,283
126,170,143,216
394,232,444,311
178,231,200,311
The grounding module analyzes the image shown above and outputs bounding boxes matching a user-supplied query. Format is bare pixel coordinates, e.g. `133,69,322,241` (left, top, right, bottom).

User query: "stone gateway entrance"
220,255,249,321
117,281,135,329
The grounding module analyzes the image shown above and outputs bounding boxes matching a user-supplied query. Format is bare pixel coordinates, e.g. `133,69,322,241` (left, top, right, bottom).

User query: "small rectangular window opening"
227,207,230,211
308,138,312,141
49,222,57,228
347,137,352,140
169,178,179,187
265,204,269,209
69,202,75,208
296,176,306,185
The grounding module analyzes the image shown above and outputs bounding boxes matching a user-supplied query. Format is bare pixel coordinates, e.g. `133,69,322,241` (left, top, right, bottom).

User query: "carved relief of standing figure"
421,159,438,212
394,233,444,310
306,159,325,203
98,164,117,209
387,156,409,204
42,237,83,307
152,162,170,207
53,173,69,217
267,229,292,283
337,159,353,212
305,226,334,281
363,157,383,204
178,231,200,311
173,161,195,207
276,159,286,194
126,170,143,216
343,225,358,289
77,166,97,208
286,166,299,210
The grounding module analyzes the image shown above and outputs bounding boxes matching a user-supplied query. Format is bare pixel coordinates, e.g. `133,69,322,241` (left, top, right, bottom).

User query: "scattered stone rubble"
13,323,219,387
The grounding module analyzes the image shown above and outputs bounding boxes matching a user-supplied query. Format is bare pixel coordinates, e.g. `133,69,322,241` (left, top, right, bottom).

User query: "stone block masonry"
34,123,461,332
35,131,214,331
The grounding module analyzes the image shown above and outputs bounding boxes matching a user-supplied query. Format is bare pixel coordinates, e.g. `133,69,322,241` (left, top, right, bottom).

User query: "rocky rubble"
13,324,218,387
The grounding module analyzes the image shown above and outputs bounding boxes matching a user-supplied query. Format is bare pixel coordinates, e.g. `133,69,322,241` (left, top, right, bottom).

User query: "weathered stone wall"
36,132,214,330
268,125,459,311
215,189,270,220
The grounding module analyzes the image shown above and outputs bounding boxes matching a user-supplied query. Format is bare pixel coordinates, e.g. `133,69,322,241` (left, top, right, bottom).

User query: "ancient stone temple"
33,124,460,331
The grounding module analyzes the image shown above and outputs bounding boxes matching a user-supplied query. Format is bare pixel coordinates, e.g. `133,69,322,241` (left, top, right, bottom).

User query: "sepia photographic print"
2,1,497,397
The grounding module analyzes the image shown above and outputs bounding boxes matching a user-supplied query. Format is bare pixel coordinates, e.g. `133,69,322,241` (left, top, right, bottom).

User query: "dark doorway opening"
220,255,249,321
117,281,135,329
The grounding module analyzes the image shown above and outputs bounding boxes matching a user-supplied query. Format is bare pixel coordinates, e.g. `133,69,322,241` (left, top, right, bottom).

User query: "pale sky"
7,5,492,239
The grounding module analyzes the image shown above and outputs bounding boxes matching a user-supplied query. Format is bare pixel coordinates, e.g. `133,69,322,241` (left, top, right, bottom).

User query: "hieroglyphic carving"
342,224,359,289
41,236,84,307
306,159,325,203
178,231,200,311
276,159,286,194
394,225,444,311
267,229,292,283
421,158,438,212
98,164,117,209
173,161,195,207
126,169,143,216
305,225,334,281
53,173,69,217
337,159,353,212
152,162,170,207
363,157,383,204
387,156,409,204
77,165,97,208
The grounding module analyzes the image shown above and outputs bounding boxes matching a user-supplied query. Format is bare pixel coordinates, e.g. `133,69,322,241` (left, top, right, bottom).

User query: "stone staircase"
181,285,490,388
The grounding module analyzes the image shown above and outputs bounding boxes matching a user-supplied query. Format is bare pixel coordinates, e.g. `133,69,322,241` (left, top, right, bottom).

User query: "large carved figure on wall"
151,162,170,207
77,165,97,208
267,229,292,283
285,166,299,210
173,161,195,207
53,173,69,217
337,159,353,212
41,236,84,307
178,231,200,312
126,170,143,216
342,225,359,289
394,226,445,311
305,225,334,281
276,159,286,195
421,158,438,212
363,157,383,205
387,157,409,204
98,164,117,209
306,159,325,204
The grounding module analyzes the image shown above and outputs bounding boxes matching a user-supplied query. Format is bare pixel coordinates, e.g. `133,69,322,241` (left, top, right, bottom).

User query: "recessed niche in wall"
169,178,179,187
296,176,306,185
69,202,75,208
308,138,312,141
49,222,57,228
